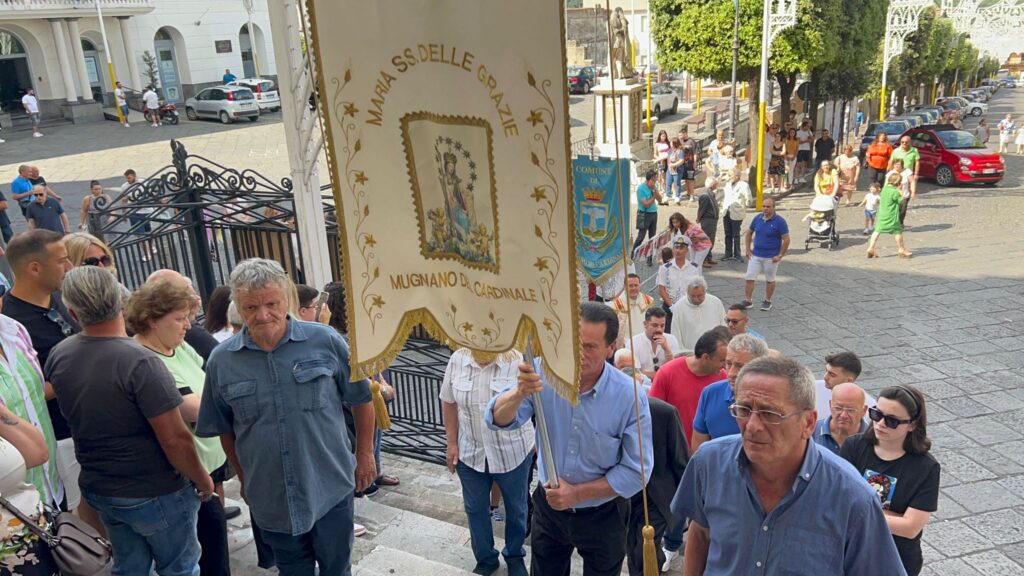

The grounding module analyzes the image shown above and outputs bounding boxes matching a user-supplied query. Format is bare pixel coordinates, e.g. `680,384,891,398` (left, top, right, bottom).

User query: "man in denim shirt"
671,356,905,575
197,259,375,576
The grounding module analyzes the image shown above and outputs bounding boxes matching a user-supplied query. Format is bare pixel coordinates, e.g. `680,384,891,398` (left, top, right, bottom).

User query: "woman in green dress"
866,171,912,259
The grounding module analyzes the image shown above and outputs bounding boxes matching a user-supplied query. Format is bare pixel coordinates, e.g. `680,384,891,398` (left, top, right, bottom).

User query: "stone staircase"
226,454,650,575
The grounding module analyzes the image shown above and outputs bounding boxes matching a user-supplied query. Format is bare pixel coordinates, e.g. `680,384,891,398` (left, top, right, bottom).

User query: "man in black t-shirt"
1,230,96,522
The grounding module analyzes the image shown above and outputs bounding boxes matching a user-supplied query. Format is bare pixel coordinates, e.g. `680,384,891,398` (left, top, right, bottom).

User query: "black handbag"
0,495,112,576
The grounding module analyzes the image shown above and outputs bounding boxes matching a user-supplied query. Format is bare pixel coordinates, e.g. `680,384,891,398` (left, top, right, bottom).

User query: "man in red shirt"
649,326,730,443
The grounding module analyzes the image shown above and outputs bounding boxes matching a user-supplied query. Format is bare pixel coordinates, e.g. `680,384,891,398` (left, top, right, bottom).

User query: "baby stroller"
805,195,840,251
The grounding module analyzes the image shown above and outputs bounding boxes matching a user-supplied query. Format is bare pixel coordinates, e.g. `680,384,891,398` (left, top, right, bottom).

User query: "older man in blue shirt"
197,259,375,576
487,303,653,576
672,356,905,575
812,382,868,455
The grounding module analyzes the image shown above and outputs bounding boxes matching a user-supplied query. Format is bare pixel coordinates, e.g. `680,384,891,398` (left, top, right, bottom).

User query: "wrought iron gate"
89,140,450,465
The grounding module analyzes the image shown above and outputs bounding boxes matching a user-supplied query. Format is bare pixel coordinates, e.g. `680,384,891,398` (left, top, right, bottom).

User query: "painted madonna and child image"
404,115,499,271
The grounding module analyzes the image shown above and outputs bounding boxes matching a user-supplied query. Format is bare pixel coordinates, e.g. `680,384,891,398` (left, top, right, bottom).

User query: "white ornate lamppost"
879,0,933,120
754,0,796,209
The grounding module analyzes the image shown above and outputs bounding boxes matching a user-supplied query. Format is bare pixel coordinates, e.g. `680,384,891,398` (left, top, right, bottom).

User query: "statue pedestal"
592,79,647,160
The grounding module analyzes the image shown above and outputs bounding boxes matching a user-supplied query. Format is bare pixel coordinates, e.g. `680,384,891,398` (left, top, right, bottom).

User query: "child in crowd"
660,246,674,265
859,182,882,235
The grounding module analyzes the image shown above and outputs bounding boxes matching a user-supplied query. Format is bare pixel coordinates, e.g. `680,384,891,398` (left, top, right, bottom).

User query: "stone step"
353,545,476,576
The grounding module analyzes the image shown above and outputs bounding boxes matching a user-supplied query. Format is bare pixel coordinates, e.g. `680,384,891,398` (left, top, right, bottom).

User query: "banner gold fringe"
349,308,580,407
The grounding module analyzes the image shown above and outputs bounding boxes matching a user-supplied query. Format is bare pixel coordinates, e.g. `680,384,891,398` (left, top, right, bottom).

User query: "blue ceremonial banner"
574,157,630,284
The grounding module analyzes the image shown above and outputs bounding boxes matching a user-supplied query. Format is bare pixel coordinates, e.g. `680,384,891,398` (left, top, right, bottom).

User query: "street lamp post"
879,0,933,121
755,0,796,210
729,0,739,142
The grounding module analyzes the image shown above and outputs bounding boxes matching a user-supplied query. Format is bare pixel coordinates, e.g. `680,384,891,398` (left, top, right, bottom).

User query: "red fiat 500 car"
902,125,1004,186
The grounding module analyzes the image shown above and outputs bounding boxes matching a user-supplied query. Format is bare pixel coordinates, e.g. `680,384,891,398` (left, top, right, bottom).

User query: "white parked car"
640,83,679,118
227,78,281,112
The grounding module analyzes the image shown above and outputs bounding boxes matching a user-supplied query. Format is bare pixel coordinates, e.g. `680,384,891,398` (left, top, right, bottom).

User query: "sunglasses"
45,309,74,337
867,406,913,429
83,255,113,267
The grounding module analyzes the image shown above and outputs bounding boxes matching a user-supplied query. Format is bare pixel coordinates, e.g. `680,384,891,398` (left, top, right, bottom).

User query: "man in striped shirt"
441,348,534,576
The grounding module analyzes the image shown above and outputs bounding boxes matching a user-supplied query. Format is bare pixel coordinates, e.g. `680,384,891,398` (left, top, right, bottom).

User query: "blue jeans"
83,484,201,576
259,494,354,576
456,456,531,568
666,170,681,200
663,515,689,552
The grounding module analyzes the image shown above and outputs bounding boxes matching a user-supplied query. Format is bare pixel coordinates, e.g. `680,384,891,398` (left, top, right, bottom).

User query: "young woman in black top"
840,385,940,576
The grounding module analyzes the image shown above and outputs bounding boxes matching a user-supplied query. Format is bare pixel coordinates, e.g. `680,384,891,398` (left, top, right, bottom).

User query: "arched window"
0,30,26,56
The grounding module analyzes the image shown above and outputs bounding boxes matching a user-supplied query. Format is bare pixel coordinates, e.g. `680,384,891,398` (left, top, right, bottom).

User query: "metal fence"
91,140,454,465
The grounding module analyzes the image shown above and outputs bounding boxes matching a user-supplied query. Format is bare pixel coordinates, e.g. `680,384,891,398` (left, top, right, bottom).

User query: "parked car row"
183,77,281,124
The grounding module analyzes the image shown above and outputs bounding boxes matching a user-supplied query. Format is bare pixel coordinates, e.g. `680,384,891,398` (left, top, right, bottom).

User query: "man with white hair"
669,276,725,353
613,348,653,392
197,259,376,575
812,382,868,455
47,266,212,575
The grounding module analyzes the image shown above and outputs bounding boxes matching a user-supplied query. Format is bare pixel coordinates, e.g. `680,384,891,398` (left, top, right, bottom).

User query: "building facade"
0,0,276,123
565,2,655,71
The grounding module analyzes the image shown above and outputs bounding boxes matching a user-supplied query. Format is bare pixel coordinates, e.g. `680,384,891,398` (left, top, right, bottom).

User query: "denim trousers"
83,484,202,576
665,171,681,200
259,494,355,576
455,455,532,568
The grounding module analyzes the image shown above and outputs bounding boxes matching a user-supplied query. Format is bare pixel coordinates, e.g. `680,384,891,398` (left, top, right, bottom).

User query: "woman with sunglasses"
63,232,118,278
840,385,939,576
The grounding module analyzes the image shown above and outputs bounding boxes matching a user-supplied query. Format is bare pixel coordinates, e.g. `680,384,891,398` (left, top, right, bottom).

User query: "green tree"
651,0,836,157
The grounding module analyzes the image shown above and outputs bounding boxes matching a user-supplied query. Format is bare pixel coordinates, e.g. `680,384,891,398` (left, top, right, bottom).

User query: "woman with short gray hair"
61,265,123,327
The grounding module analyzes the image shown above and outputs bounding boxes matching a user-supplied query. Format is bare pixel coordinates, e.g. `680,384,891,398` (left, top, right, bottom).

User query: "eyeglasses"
45,309,74,337
729,403,804,425
868,407,913,429
83,255,113,267
830,406,861,416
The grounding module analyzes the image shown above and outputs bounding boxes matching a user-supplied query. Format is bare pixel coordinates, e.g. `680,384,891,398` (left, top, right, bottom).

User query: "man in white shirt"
814,351,875,418
720,168,750,262
628,307,679,380
670,276,726,353
114,81,130,128
143,86,161,127
440,348,534,576
21,89,42,137
795,120,813,183
608,273,654,345
656,236,699,333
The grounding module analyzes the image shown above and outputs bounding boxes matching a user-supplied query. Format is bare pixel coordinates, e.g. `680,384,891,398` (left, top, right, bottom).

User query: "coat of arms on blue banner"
574,157,629,284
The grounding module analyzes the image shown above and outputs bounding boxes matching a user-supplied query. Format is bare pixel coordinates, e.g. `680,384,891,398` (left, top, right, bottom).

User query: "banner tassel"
369,379,392,430
642,525,658,576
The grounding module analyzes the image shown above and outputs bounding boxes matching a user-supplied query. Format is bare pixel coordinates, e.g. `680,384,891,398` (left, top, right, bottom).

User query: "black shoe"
472,561,500,575
362,483,380,497
223,505,242,520
506,557,528,576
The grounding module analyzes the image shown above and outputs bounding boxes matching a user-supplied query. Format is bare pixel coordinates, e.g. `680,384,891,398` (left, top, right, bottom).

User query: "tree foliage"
817,0,888,101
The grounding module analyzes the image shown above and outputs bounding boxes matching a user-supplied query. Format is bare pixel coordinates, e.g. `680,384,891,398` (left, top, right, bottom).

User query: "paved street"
2,85,1023,574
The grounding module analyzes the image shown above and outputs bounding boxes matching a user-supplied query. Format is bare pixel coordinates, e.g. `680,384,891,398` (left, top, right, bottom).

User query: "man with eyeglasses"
1,230,110,531
723,303,764,341
25,185,69,235
812,382,868,455
671,356,906,575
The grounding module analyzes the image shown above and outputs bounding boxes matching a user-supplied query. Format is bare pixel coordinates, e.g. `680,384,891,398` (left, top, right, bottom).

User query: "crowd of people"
436,294,940,576
0,229,404,575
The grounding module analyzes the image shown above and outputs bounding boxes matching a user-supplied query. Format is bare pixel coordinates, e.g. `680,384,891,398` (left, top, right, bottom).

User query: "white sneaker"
662,547,679,572
354,523,366,537
33,132,43,138
124,123,131,128
0,138,5,143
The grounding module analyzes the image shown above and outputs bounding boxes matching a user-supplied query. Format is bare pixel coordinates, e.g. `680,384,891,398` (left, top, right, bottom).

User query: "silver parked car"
185,85,260,124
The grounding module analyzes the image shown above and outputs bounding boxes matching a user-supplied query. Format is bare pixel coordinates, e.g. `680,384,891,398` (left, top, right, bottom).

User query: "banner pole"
524,335,558,488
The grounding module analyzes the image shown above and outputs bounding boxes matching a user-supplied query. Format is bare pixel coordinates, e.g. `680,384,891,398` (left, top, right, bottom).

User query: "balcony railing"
0,0,154,16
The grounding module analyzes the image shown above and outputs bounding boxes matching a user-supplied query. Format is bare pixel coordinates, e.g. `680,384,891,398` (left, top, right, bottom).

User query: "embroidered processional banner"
308,0,580,401
574,157,630,285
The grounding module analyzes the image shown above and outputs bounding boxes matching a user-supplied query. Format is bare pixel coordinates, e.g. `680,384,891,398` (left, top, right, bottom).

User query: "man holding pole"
487,303,653,576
